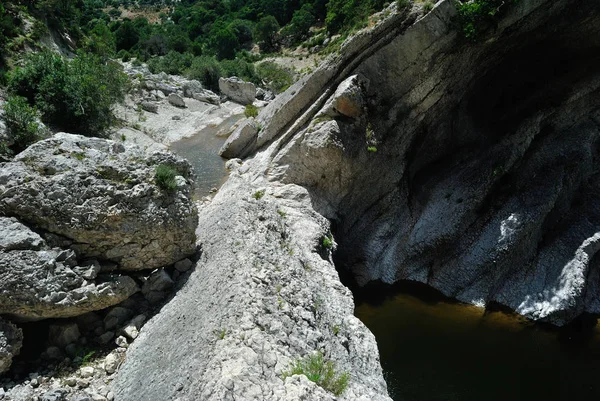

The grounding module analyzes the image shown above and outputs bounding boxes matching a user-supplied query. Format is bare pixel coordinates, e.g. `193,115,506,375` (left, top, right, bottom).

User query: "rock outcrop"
113,174,391,400
221,0,600,327
219,77,256,105
0,318,23,375
0,216,138,319
0,133,198,271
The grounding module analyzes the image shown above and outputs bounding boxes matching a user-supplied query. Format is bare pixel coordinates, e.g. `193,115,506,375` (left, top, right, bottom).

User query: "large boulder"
218,77,256,105
0,318,23,375
0,217,138,319
0,133,198,271
192,89,221,105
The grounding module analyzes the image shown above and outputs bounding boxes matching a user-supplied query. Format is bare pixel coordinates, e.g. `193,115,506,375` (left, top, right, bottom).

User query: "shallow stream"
169,114,243,198
354,281,600,401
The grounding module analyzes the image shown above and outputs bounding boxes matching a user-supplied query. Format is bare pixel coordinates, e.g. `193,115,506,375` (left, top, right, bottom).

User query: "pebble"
115,336,128,348
79,367,94,378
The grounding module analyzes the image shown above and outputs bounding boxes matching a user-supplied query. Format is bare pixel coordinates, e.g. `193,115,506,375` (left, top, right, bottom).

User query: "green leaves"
2,95,45,153
282,352,349,396
8,51,128,136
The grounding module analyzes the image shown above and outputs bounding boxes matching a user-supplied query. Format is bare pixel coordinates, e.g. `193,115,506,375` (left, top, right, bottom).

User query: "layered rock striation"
223,0,600,326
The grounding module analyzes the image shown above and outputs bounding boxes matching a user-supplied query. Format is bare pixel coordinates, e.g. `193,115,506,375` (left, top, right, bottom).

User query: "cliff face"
114,1,599,400
228,0,600,326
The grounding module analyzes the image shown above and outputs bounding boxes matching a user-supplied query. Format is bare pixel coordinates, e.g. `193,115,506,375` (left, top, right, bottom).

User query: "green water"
354,282,600,401
169,114,243,197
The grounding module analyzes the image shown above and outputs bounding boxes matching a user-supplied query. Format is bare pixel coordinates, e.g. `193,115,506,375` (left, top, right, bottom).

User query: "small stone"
106,392,114,401
172,116,181,121
115,336,128,348
64,377,77,387
49,323,80,348
77,379,89,388
168,93,186,108
46,346,63,360
30,378,39,387
103,307,133,330
65,343,78,357
79,366,94,378
174,258,193,272
122,325,138,340
140,101,158,114
98,332,114,345
41,388,68,401
103,353,119,375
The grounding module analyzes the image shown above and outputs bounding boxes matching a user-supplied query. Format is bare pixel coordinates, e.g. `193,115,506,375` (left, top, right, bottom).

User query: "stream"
169,114,244,198
354,281,600,401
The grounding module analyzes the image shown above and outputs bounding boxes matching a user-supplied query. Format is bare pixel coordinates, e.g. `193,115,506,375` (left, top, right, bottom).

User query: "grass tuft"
282,352,349,396
155,164,178,192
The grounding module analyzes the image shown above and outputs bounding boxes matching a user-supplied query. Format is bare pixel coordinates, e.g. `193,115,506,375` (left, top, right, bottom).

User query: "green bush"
256,61,294,94
244,104,259,118
2,95,44,153
282,352,349,396
186,56,223,92
155,164,178,192
8,51,128,136
456,0,516,39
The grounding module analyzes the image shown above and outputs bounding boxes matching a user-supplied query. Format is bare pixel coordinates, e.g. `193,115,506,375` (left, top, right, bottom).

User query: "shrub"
2,95,44,153
186,56,223,92
282,352,349,396
456,0,516,39
256,62,294,94
245,104,259,118
397,0,411,10
155,164,178,192
9,51,128,136
322,235,333,249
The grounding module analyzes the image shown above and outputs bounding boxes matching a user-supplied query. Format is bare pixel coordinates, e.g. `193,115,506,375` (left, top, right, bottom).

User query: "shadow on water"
346,277,600,401
169,114,244,198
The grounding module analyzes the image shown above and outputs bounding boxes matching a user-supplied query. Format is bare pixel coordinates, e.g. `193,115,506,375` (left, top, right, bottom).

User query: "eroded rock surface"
0,133,198,271
0,318,22,375
113,175,390,400
0,217,138,319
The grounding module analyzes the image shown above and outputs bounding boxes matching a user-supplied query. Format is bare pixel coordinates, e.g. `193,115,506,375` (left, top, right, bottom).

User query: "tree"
254,15,280,53
84,20,116,58
115,20,139,51
210,28,239,60
9,51,128,136
2,95,45,153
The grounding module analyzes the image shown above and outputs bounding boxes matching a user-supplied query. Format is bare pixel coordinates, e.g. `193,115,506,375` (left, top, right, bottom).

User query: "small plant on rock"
322,235,333,249
253,189,266,200
244,104,259,118
282,352,349,396
155,164,178,192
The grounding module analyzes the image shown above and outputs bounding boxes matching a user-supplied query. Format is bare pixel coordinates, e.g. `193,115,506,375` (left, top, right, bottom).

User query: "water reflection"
354,281,600,401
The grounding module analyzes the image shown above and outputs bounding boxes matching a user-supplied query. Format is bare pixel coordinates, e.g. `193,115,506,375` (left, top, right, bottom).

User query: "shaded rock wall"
231,0,600,325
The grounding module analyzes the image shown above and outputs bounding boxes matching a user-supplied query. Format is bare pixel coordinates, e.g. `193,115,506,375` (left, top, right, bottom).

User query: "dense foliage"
456,0,518,39
2,95,46,154
8,51,128,135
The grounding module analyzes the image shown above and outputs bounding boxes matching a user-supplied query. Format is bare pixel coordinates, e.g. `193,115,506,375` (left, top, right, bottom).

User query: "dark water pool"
169,114,243,198
354,281,600,401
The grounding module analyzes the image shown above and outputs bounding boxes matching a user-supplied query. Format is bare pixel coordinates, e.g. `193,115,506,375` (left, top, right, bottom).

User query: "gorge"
1,0,599,400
